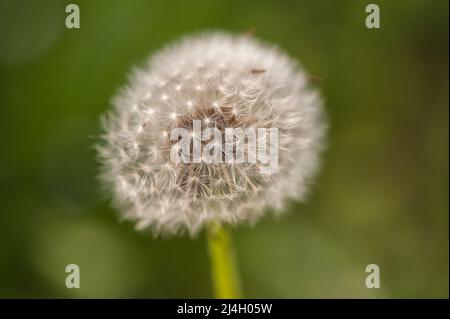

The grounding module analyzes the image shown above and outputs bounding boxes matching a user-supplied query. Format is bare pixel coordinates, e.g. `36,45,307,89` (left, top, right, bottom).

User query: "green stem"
206,223,242,299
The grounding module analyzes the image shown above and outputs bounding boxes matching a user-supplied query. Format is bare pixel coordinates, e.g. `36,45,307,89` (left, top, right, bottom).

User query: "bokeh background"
0,0,448,298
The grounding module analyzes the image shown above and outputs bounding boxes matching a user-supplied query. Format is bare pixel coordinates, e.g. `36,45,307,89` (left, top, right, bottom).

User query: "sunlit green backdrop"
0,0,448,298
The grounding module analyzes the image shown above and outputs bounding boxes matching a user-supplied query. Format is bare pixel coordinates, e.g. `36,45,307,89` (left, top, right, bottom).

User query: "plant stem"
206,223,242,298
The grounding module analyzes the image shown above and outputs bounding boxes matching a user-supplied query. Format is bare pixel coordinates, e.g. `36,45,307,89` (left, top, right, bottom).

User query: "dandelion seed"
97,31,327,236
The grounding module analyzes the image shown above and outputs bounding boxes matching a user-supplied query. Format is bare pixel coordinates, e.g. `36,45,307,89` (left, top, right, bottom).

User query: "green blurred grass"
0,0,448,298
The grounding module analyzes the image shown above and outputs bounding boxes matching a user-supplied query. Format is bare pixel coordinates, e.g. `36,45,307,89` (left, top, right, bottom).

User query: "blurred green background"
0,0,448,298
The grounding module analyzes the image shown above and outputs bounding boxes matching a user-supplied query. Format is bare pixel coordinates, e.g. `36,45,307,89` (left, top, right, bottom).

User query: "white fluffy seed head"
97,31,327,236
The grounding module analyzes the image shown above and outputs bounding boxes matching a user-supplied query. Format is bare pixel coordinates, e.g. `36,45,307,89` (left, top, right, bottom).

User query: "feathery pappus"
97,31,327,236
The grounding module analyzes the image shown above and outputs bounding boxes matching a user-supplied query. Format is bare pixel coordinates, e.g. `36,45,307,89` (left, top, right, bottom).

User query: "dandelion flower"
97,31,326,236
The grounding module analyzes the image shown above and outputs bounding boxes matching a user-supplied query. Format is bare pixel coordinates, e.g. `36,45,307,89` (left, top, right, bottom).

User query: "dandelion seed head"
97,31,327,236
